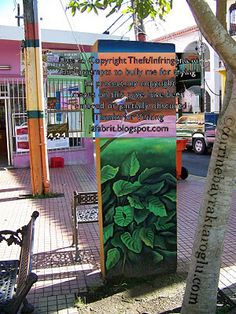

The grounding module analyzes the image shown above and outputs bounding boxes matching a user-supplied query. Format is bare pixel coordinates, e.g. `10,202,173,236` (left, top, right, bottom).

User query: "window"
46,78,85,148
229,3,236,36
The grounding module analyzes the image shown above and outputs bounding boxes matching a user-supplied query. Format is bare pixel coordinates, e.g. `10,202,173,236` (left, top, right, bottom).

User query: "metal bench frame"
0,211,39,314
71,191,98,260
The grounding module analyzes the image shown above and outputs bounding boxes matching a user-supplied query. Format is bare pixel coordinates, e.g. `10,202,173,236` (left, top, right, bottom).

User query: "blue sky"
0,0,196,40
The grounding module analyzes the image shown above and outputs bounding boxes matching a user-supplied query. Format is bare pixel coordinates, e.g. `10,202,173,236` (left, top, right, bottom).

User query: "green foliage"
104,223,114,243
106,248,121,270
146,181,165,194
102,183,112,204
140,227,154,248
113,180,141,197
134,207,150,224
101,165,119,184
101,139,177,277
67,0,172,22
104,206,115,224
111,234,126,253
146,195,167,217
151,251,164,263
121,152,140,177
114,205,134,226
121,230,142,253
138,167,164,184
127,195,144,209
162,189,176,202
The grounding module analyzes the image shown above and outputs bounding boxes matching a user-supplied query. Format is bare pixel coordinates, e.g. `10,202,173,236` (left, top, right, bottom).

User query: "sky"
0,0,197,40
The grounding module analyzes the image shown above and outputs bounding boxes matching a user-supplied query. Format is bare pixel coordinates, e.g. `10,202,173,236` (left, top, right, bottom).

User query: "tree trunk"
181,75,236,313
182,1,236,312
216,0,227,29
186,0,236,71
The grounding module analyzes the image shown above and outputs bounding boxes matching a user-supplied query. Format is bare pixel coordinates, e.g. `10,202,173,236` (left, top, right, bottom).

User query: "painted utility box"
93,40,177,279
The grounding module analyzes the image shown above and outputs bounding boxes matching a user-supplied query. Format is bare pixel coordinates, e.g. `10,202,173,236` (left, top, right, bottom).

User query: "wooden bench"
0,211,39,314
71,191,98,260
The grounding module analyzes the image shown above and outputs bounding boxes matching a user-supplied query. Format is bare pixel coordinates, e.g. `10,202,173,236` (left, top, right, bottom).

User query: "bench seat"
0,211,39,314
0,260,19,303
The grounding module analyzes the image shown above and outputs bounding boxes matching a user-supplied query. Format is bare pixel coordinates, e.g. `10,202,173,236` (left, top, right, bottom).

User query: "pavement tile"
0,167,236,313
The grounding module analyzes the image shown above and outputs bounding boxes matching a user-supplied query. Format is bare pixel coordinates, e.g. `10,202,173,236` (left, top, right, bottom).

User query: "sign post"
23,0,50,195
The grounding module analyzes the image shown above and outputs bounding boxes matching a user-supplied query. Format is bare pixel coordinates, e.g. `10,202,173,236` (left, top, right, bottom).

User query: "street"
182,150,211,177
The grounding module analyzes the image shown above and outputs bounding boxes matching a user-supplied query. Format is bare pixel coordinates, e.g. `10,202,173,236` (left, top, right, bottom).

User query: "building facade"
0,25,128,167
153,25,222,114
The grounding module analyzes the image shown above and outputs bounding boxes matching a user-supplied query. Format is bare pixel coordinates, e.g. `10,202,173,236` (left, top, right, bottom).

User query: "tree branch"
186,0,236,71
216,0,227,29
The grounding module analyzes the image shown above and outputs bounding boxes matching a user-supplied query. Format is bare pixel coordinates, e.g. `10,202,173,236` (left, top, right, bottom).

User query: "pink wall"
0,40,21,76
1,40,95,168
13,139,95,168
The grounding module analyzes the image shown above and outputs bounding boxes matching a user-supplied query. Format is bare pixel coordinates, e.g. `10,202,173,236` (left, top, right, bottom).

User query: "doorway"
0,99,11,166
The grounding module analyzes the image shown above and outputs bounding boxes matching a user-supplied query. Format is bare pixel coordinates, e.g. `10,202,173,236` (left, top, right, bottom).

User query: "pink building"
0,25,128,168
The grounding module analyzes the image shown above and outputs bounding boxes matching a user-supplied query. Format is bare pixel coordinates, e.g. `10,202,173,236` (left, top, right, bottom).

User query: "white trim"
0,65,11,70
0,25,129,44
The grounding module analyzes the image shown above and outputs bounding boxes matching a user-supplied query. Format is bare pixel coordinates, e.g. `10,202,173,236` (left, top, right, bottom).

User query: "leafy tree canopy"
67,0,173,21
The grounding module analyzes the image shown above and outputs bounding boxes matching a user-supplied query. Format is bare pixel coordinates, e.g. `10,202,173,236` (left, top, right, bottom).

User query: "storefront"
0,25,126,167
0,78,26,166
0,70,94,168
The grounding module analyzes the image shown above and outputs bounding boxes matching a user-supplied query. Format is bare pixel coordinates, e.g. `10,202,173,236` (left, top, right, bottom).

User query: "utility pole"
23,0,50,195
15,3,24,27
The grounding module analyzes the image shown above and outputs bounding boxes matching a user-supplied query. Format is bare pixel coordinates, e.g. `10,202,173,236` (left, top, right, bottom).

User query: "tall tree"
67,0,173,31
68,0,236,312
181,1,236,312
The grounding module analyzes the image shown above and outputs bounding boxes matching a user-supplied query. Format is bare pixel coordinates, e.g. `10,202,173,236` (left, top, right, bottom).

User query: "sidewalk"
0,165,101,314
178,175,236,301
0,166,235,313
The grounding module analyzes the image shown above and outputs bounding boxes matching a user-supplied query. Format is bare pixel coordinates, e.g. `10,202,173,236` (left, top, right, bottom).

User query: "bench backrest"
72,191,98,260
73,191,98,207
16,211,39,295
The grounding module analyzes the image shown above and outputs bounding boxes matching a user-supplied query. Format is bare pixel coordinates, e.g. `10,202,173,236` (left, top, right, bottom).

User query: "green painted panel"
100,137,177,279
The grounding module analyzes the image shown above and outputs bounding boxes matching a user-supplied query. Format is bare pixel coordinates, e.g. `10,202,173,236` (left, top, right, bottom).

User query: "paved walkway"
0,164,101,314
0,165,235,313
178,175,236,301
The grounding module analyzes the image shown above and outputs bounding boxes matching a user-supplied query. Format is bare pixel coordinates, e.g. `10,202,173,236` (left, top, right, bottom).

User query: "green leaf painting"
111,234,126,253
104,206,115,225
127,195,144,209
158,173,177,186
151,251,164,264
113,180,141,197
146,181,165,194
154,222,176,232
138,167,164,183
158,211,176,225
101,165,119,184
161,197,176,211
121,152,140,176
121,230,142,253
162,189,176,202
140,227,154,248
106,248,120,271
146,196,167,217
134,208,150,225
102,183,112,204
100,138,177,278
133,185,151,197
114,206,134,227
154,235,167,250
103,223,114,243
